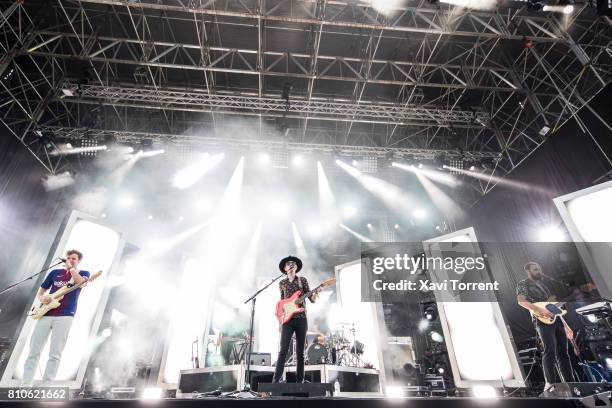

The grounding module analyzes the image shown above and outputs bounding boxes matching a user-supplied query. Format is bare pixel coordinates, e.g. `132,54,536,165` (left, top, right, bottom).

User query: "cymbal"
221,336,249,342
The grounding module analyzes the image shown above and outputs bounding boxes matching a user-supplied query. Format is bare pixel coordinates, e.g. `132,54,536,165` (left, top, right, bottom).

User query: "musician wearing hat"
273,255,319,383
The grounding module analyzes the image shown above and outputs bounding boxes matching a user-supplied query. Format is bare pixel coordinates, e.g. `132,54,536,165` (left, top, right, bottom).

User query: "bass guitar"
30,270,102,320
275,278,336,325
530,301,566,325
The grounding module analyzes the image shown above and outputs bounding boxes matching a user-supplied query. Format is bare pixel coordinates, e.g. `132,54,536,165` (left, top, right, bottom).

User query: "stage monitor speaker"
249,352,271,366
258,382,334,397
540,382,612,398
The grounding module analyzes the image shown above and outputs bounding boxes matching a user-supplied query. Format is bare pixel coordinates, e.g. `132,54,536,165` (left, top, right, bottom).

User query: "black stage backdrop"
458,84,612,342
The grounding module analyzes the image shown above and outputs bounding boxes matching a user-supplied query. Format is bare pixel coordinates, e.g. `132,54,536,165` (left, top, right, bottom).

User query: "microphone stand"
231,273,284,397
0,258,65,297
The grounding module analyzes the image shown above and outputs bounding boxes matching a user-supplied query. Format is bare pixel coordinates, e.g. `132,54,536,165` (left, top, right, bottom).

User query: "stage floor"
0,397,586,407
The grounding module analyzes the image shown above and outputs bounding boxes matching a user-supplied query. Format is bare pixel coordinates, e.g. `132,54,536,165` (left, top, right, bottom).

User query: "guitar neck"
52,279,87,298
297,284,322,303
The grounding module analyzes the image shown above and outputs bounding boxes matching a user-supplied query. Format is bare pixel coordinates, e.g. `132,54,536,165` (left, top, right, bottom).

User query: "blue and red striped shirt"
40,268,90,317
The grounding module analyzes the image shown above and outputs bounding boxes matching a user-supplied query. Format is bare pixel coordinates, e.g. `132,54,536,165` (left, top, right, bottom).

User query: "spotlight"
117,194,134,208
423,304,438,321
178,216,185,222
101,213,107,219
469,165,475,171
412,209,426,219
418,163,423,169
258,153,270,165
342,205,358,218
101,327,112,338
366,223,373,228
147,214,154,220
138,149,165,157
472,385,497,399
435,225,441,231
542,4,575,13
586,314,599,323
539,225,565,242
430,331,444,343
352,160,358,166
292,154,304,167
142,388,163,400
394,224,400,229
434,362,447,375
39,132,54,150
385,385,404,399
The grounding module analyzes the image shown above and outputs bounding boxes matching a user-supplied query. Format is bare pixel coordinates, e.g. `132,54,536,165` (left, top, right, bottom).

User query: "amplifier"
249,352,271,366
177,364,275,396
424,374,445,390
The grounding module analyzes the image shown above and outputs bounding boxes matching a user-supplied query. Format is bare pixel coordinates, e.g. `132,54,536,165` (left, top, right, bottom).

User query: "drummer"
310,316,329,344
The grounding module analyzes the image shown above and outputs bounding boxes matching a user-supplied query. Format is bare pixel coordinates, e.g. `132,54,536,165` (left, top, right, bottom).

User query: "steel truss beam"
57,81,490,127
23,31,524,92
38,125,500,160
0,1,71,174
76,0,592,43
0,0,610,202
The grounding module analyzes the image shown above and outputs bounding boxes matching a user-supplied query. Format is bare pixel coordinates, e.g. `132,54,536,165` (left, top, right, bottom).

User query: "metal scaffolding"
0,0,611,195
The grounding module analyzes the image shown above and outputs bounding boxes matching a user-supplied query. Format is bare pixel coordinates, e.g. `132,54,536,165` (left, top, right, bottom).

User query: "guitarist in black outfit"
516,261,575,390
273,256,319,383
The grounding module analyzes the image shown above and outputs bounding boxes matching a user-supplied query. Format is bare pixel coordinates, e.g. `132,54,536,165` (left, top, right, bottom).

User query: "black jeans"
273,317,308,382
536,319,575,384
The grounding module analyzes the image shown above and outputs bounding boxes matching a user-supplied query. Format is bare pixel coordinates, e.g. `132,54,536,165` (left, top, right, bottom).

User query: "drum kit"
287,322,365,367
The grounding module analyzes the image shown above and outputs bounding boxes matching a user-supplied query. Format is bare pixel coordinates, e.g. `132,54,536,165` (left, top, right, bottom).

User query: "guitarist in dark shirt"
273,256,319,383
516,261,575,390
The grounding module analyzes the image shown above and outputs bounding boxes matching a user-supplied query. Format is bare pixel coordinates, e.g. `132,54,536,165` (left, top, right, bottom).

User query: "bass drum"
306,343,329,364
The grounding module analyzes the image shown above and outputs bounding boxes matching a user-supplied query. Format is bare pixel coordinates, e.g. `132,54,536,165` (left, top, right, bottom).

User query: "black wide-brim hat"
279,255,303,274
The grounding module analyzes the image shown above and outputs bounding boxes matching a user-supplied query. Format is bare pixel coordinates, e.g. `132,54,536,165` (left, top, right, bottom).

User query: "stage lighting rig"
362,155,378,173
423,304,438,321
434,361,447,375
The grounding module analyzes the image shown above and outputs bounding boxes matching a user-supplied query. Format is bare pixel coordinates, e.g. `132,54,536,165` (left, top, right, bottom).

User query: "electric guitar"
30,270,102,320
530,301,567,324
275,278,336,325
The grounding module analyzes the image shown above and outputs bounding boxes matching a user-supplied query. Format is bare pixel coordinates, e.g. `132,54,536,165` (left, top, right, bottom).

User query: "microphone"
542,273,571,288
59,257,67,262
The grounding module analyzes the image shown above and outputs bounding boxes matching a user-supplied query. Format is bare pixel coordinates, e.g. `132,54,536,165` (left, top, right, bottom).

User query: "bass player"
273,255,319,383
516,261,575,391
22,249,90,385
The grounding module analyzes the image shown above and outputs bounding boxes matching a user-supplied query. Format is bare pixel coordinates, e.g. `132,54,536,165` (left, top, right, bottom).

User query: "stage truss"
0,0,611,195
